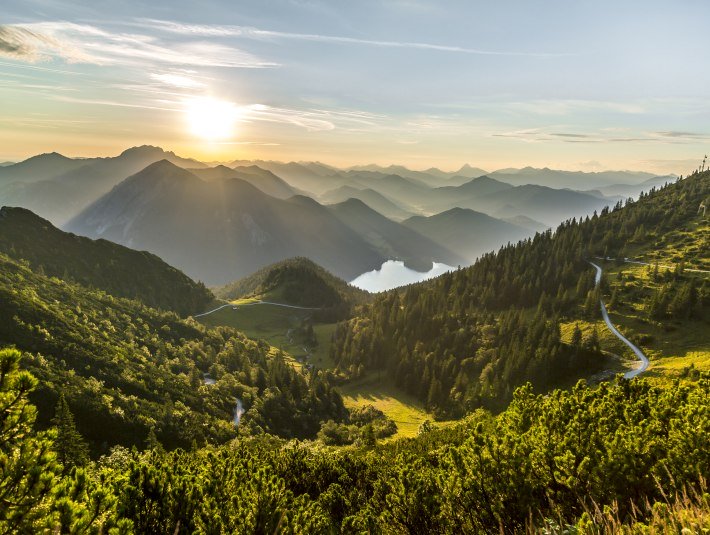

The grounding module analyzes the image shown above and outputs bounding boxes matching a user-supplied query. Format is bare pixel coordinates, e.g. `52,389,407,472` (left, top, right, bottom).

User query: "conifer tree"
52,393,89,472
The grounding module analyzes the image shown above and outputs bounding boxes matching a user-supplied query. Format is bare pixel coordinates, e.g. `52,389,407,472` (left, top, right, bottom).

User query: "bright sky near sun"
1,0,709,173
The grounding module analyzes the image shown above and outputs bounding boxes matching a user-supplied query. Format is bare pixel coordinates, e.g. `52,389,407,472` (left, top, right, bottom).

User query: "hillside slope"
0,251,347,452
216,256,368,309
0,206,212,315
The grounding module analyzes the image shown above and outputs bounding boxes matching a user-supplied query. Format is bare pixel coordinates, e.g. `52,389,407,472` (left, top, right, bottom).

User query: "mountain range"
64,160,464,284
319,185,415,221
0,145,678,285
0,146,206,224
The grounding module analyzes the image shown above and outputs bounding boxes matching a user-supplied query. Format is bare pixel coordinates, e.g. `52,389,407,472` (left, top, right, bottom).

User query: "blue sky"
1,0,709,173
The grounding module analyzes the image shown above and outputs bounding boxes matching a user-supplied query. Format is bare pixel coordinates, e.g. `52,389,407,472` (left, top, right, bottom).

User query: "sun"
184,97,240,141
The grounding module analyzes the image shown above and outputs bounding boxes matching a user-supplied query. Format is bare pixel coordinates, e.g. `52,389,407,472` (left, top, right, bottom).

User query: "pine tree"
360,423,376,448
52,393,89,472
0,348,59,532
571,324,583,348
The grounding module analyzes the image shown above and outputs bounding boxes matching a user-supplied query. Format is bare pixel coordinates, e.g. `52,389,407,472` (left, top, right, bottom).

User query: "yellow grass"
338,373,438,439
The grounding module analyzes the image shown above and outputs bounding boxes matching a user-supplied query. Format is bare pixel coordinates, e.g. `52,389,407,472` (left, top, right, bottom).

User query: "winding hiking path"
193,300,320,318
589,261,649,379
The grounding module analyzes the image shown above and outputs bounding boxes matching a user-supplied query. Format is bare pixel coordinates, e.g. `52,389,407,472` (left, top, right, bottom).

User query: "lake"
350,260,455,292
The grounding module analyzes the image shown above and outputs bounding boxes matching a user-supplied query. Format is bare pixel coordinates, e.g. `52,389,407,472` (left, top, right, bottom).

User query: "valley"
2,1,709,531
0,165,707,533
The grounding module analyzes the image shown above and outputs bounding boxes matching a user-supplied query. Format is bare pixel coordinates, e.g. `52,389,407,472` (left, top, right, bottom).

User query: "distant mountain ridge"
417,179,615,226
403,207,535,262
189,164,299,199
327,198,466,272
320,185,415,221
1,145,675,229
0,145,207,225
488,167,666,189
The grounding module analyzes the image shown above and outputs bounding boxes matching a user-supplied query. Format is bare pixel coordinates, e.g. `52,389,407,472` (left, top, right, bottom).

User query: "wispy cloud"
50,94,181,112
550,133,590,138
493,127,710,145
503,99,647,115
136,18,572,58
241,104,382,131
150,72,207,89
654,131,709,140
0,22,276,68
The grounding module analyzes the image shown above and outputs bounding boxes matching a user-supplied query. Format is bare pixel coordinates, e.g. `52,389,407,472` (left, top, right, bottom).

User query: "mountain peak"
0,205,47,223
334,197,377,213
20,151,72,164
120,145,171,158
143,158,181,171
120,160,197,189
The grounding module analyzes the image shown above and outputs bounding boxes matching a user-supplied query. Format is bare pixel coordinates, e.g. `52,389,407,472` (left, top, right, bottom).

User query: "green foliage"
4,354,708,532
0,348,124,533
317,404,397,445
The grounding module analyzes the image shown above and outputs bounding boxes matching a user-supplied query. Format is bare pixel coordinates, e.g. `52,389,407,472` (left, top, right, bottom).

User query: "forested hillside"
0,206,212,315
4,351,707,532
215,257,369,321
0,252,346,453
331,171,709,414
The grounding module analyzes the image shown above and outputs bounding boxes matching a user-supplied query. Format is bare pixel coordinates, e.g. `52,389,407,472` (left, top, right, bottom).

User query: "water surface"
350,260,455,293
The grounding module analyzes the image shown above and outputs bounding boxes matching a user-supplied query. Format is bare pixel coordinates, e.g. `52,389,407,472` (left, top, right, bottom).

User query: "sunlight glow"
184,97,240,141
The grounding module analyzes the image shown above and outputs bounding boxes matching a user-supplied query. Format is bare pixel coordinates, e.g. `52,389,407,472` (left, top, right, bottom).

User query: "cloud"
238,104,390,132
0,22,276,68
241,104,335,131
0,24,94,63
491,127,710,145
551,133,590,138
502,99,647,115
150,72,206,89
136,18,571,58
654,131,709,140
51,95,181,112
577,160,604,170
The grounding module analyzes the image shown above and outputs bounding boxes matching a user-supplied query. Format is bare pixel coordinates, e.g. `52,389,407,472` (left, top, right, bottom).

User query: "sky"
1,0,709,174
